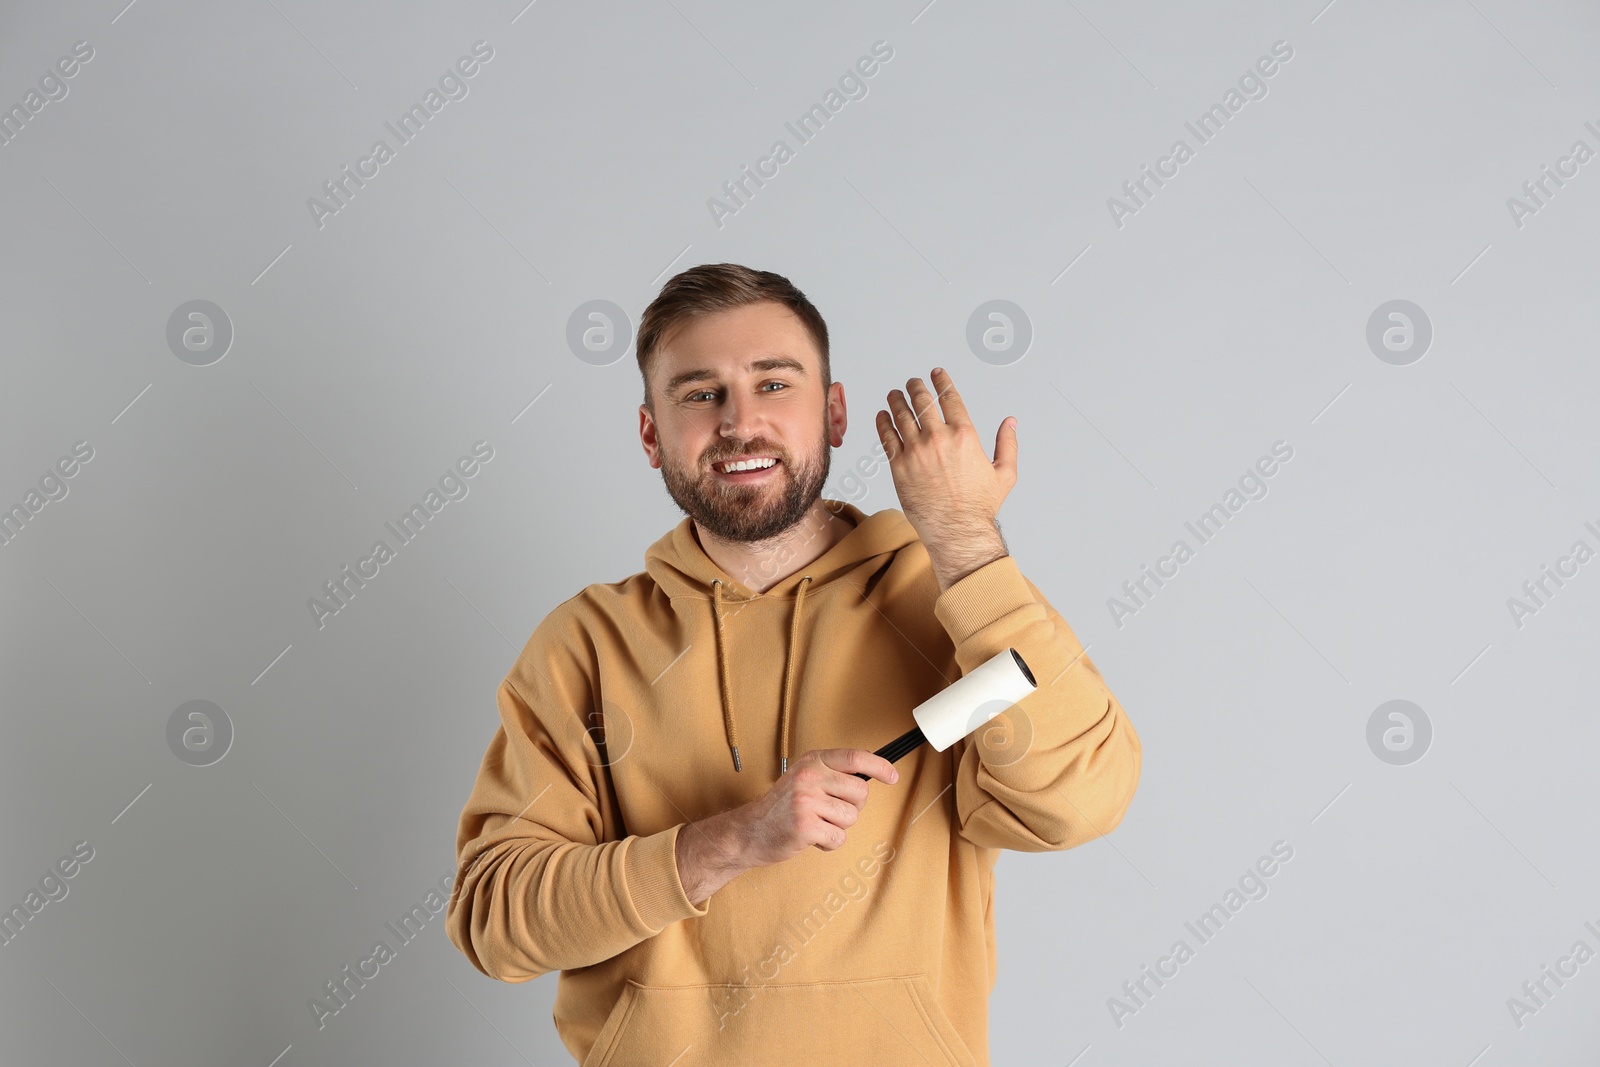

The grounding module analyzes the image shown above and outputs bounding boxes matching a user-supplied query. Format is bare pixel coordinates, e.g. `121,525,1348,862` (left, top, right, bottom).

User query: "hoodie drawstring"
710,578,741,772
778,575,813,776
710,575,813,778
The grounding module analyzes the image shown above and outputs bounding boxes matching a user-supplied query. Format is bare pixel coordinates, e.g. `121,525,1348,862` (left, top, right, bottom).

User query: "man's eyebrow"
664,357,808,395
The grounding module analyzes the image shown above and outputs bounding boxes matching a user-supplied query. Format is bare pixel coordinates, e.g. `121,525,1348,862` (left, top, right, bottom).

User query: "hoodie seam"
500,669,603,812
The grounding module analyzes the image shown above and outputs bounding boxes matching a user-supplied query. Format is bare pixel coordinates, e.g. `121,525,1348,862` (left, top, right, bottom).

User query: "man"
445,263,1141,1066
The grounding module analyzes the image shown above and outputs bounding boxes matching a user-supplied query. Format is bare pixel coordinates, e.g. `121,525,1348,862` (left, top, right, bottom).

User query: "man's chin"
696,499,802,543
677,478,820,543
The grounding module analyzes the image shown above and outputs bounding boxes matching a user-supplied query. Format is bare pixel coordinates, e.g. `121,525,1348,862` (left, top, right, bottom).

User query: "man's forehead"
656,305,819,391
662,304,809,354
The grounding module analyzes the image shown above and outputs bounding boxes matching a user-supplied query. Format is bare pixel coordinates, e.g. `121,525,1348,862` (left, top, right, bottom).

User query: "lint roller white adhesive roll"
915,646,1038,750
853,647,1038,780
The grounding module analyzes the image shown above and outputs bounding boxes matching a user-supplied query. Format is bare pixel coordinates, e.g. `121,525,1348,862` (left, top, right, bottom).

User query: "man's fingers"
885,388,921,436
930,367,974,427
817,747,898,787
874,409,904,462
827,747,898,782
805,788,864,852
994,415,1018,482
904,377,941,428
811,794,859,831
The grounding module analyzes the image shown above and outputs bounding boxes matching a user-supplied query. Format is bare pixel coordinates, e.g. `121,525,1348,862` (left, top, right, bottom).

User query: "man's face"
639,301,846,543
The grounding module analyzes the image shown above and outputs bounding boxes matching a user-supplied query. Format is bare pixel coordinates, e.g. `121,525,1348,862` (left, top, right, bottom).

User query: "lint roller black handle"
852,725,927,780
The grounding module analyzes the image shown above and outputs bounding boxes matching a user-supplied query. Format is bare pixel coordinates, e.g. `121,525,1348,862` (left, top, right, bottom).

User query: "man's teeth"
719,457,778,473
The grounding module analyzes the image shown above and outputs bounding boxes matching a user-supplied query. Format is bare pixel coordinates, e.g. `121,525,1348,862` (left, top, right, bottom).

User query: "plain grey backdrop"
3,0,1598,1063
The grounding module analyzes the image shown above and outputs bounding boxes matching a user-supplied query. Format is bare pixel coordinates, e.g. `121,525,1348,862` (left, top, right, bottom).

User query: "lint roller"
853,647,1037,780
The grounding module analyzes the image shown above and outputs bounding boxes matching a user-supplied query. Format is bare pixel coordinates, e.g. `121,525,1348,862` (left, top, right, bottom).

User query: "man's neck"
695,501,858,594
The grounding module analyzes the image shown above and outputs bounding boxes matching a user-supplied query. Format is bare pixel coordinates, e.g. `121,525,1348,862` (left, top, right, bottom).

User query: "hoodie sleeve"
932,553,1141,852
445,611,710,982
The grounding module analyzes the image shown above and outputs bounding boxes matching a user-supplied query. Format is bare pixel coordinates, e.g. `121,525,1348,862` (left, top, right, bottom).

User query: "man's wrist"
927,528,1008,593
674,809,750,906
701,808,750,871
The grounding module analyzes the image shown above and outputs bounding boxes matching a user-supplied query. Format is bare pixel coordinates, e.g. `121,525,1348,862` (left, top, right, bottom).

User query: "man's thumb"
994,417,1018,474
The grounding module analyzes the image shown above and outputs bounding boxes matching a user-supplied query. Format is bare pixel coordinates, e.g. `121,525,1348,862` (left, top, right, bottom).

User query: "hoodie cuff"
622,822,711,931
933,554,1034,652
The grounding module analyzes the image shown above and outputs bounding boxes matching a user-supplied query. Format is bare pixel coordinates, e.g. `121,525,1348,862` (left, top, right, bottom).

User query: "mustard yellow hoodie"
446,500,1141,1066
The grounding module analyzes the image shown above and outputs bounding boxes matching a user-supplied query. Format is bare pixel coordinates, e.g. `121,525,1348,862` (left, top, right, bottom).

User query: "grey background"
2,0,1597,1064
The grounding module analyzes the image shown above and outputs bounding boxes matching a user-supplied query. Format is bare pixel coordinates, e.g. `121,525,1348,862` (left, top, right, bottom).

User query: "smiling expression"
639,301,847,543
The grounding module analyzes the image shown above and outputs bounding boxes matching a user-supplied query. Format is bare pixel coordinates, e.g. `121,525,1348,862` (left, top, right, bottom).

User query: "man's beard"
658,413,832,544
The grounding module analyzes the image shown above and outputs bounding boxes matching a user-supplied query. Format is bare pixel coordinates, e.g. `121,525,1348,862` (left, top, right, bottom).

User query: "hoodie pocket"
581,974,977,1067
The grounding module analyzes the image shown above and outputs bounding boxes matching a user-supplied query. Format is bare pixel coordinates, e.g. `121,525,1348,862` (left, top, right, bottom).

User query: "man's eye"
686,382,786,402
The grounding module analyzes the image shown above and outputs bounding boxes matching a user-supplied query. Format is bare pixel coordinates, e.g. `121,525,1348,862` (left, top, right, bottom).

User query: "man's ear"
827,381,847,449
639,404,663,469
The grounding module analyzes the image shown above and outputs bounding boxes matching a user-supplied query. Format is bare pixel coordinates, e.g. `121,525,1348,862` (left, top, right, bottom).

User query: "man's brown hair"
636,263,831,411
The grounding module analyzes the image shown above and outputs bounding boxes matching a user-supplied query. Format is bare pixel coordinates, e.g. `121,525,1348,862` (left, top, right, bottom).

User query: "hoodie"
445,499,1141,1066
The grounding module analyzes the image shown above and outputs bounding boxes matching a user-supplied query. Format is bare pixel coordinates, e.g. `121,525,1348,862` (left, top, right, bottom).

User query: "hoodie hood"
643,499,919,777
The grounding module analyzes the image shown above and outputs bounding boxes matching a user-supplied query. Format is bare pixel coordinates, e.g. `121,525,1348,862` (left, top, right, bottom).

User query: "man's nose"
720,396,763,441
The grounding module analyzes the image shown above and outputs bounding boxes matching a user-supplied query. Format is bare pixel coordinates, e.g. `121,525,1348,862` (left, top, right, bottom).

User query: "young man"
445,263,1141,1066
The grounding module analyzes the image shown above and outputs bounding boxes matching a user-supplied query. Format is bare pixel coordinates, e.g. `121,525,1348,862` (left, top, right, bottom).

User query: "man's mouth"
712,455,782,481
